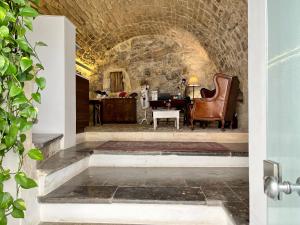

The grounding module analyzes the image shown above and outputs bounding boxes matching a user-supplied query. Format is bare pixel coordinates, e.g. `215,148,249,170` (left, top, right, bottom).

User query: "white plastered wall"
29,16,76,149
248,0,268,224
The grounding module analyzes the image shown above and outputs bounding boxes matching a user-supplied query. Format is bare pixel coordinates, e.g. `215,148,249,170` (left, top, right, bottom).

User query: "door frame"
248,0,268,224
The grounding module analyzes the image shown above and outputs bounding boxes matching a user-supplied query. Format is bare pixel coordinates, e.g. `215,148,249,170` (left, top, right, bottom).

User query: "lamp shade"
188,76,199,86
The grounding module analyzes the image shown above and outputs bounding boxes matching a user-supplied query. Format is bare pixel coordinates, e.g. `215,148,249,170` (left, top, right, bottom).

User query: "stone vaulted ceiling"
39,0,248,74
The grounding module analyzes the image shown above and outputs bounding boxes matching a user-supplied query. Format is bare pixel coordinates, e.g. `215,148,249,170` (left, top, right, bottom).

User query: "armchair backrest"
213,73,239,120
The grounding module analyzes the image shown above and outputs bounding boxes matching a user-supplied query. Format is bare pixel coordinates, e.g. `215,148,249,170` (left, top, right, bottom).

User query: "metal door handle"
264,176,300,200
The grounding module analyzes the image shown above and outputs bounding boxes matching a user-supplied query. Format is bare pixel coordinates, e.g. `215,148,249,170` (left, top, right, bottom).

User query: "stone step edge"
39,203,233,225
38,156,90,196
84,131,248,143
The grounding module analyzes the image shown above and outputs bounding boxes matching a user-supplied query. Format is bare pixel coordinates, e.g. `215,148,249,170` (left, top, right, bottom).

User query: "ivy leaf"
35,41,47,47
13,199,26,211
15,172,38,189
23,17,33,30
0,170,10,183
13,0,26,5
0,57,8,75
2,47,10,53
0,208,4,220
0,215,6,225
0,119,7,131
8,124,19,139
0,192,13,209
5,11,16,23
0,56,5,70
0,2,9,11
0,26,8,38
19,119,32,132
0,7,6,21
19,7,38,17
20,134,26,143
20,57,32,72
17,144,25,155
12,93,28,106
11,207,24,218
36,63,44,70
0,145,5,153
9,83,22,97
20,106,37,119
31,92,41,103
16,38,31,52
28,148,43,161
6,63,17,75
35,77,46,90
16,25,26,37
4,135,15,148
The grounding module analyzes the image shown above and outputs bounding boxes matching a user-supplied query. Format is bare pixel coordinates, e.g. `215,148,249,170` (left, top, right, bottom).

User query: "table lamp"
188,75,199,99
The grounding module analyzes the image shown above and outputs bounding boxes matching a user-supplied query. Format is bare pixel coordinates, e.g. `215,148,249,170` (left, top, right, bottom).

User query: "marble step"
37,142,98,196
33,133,63,162
37,141,248,197
38,167,248,224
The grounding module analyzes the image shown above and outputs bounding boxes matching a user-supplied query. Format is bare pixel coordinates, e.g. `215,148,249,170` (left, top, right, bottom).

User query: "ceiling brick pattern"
40,0,247,71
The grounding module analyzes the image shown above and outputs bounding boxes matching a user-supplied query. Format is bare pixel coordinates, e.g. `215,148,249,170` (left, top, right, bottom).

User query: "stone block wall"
90,30,219,122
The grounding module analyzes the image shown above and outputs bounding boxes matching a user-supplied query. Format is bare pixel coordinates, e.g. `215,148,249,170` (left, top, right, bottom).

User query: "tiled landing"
39,167,249,225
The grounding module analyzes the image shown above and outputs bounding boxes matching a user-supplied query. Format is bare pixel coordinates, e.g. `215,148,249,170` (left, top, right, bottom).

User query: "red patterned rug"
96,141,229,153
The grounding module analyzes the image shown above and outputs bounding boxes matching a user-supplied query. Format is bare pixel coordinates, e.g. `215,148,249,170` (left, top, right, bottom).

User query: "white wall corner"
248,0,268,225
29,15,77,149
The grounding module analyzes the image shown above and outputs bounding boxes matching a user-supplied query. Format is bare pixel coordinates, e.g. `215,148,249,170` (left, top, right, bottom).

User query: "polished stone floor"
39,167,249,225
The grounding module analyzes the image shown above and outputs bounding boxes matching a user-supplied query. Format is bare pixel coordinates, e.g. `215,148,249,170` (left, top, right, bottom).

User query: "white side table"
153,109,180,130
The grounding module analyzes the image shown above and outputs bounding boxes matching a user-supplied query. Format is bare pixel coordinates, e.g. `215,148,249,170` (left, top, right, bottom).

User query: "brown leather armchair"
190,73,239,130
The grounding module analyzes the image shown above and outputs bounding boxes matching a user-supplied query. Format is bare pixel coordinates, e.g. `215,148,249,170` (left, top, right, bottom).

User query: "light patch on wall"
166,28,217,90
76,58,94,78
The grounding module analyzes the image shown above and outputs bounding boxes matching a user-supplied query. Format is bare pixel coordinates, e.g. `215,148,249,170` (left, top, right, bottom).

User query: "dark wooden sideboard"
76,75,89,133
101,98,137,124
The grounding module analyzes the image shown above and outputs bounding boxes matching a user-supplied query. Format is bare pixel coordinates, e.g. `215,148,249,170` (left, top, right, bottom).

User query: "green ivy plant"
0,0,45,224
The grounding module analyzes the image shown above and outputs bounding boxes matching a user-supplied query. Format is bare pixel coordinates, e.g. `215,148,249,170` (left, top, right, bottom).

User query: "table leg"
154,118,157,130
93,104,96,126
177,116,180,129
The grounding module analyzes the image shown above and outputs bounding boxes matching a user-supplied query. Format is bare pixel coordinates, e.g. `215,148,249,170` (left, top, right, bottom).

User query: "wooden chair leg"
190,119,194,130
221,120,225,131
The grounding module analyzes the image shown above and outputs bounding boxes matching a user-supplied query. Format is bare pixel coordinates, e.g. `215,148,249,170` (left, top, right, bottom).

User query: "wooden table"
149,99,188,125
153,109,180,130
